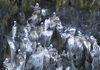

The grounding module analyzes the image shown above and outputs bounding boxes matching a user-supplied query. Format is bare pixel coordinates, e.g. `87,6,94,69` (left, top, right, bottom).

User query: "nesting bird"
11,21,17,40
33,3,41,14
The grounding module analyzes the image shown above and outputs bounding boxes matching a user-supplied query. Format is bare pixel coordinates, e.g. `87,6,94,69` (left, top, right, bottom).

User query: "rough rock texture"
0,0,100,70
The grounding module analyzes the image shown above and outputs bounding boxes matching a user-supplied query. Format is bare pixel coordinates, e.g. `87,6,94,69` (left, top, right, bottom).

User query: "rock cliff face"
0,0,100,70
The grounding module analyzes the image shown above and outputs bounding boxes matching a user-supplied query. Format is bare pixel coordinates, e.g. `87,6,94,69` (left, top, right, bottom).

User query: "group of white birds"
3,3,100,70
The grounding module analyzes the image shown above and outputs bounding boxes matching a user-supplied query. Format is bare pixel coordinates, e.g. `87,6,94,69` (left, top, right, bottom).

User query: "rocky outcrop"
2,4,100,70
0,0,100,70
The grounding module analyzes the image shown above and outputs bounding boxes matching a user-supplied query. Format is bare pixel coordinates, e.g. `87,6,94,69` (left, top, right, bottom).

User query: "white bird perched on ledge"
34,3,41,14
12,21,17,40
34,3,39,9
